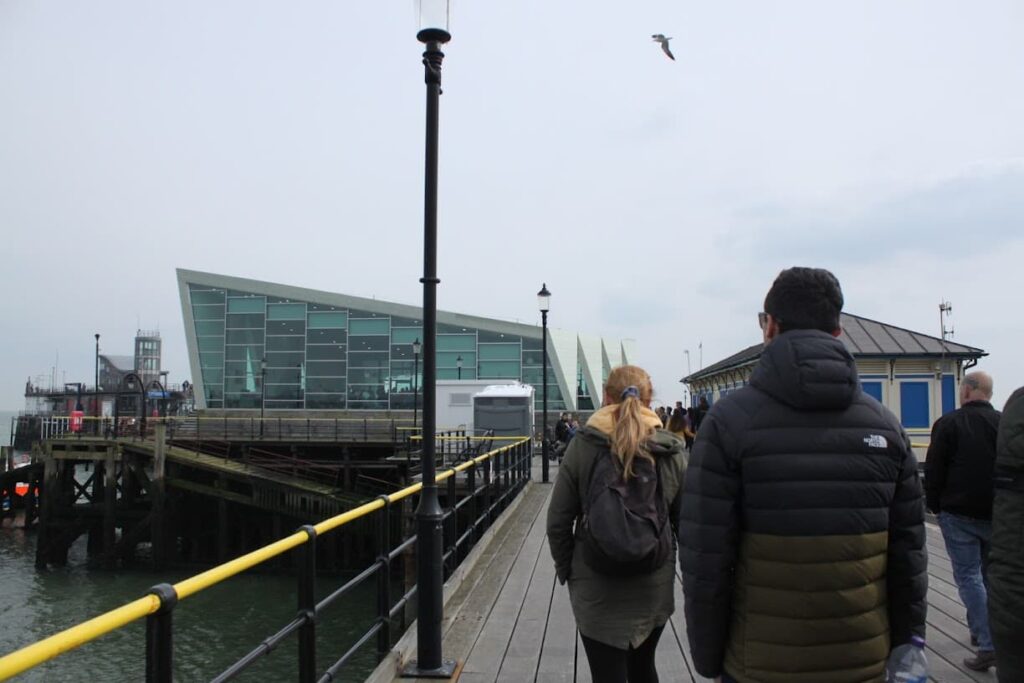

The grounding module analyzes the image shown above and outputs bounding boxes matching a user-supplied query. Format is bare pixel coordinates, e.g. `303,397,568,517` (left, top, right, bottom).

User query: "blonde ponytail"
605,365,656,479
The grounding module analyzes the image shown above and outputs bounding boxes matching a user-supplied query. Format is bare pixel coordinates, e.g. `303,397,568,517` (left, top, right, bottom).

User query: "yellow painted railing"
0,436,532,681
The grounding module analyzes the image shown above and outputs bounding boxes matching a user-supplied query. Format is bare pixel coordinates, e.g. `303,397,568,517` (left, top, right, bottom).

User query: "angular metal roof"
682,312,986,383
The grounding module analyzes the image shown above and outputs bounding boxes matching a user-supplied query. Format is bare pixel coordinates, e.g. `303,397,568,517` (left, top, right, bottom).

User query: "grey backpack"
578,448,673,577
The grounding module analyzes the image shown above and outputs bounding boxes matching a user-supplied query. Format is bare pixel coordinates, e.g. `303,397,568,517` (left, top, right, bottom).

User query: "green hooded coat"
546,405,687,649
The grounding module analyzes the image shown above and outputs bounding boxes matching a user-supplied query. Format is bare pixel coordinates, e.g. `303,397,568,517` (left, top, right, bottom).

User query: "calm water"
0,412,384,682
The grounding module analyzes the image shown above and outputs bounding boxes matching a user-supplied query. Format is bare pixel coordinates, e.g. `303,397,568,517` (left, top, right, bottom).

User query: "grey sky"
1,1,1021,411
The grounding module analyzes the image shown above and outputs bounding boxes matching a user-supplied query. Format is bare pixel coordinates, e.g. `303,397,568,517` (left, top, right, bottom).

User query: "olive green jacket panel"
546,423,687,649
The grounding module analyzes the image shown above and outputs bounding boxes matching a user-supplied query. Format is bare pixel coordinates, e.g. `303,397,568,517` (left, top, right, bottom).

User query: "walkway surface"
391,464,996,683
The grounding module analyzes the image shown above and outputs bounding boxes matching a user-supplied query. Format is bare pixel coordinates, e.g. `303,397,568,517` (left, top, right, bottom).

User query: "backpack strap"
581,445,615,517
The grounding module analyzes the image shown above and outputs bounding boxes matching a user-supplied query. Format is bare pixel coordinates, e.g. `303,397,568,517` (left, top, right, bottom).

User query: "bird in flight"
651,34,675,60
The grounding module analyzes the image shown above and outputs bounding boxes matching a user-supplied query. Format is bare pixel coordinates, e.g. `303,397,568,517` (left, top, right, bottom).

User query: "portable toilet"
472,383,535,451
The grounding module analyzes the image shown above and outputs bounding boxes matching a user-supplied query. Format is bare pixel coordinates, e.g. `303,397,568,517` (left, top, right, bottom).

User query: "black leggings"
579,625,664,683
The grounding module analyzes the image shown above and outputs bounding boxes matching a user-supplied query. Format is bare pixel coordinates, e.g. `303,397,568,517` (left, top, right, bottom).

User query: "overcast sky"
1,1,1021,413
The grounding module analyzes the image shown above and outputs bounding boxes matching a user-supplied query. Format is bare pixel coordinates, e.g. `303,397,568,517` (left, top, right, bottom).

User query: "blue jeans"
938,512,993,651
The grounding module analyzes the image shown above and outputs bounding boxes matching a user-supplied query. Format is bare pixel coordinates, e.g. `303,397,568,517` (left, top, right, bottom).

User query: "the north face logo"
863,434,888,448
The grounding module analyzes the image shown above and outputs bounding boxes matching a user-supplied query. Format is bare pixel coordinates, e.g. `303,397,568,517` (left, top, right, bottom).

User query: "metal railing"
34,415,423,443
0,436,533,682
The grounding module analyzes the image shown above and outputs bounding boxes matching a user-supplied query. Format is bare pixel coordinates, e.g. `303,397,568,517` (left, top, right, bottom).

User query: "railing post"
376,495,392,659
445,468,457,575
297,525,317,683
145,583,178,683
503,448,510,493
483,457,492,527
467,463,477,545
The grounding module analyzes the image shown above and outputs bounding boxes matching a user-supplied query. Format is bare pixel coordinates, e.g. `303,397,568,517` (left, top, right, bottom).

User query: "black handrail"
200,439,533,683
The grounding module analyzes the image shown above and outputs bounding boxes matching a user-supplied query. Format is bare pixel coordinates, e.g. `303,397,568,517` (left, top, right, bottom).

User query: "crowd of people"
544,266,1023,683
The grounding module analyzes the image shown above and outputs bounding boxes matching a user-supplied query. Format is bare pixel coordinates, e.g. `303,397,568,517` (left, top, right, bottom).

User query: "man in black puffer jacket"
679,267,928,683
990,386,1024,681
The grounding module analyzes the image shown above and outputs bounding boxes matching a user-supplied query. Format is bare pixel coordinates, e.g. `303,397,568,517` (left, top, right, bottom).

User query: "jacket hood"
580,404,682,456
749,329,859,411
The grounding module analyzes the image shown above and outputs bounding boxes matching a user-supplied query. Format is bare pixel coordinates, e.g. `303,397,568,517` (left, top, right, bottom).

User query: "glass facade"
188,284,567,411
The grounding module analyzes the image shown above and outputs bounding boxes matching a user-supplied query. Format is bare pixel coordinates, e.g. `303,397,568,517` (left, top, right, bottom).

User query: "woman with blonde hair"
547,365,687,683
667,408,695,447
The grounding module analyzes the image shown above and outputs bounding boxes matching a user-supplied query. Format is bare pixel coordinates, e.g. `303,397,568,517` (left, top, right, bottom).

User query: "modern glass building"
177,269,634,413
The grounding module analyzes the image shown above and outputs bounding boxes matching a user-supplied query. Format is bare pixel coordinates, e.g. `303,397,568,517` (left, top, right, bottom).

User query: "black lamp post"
456,354,463,380
402,0,455,676
94,333,101,434
412,338,421,430
538,283,551,484
259,357,267,438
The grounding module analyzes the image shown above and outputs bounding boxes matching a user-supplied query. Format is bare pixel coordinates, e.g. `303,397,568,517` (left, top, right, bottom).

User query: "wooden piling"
102,446,116,568
152,422,168,569
34,445,56,568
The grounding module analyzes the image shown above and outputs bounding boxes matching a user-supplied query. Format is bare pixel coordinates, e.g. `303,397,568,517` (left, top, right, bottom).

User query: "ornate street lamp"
412,338,421,430
403,0,455,677
456,354,463,380
538,283,551,484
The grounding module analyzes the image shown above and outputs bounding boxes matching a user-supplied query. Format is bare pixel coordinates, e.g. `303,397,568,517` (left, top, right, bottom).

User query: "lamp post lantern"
456,354,463,380
412,338,421,430
402,1,455,676
259,357,267,438
538,283,551,484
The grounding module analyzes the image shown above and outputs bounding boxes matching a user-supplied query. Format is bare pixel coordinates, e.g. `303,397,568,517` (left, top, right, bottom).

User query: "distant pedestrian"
926,371,1001,671
990,386,1024,681
680,267,927,682
547,365,687,683
692,397,709,432
666,409,694,446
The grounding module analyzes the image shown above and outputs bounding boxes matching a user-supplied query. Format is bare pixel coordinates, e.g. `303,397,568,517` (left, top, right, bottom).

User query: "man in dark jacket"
925,371,1000,671
985,386,1023,681
679,267,928,683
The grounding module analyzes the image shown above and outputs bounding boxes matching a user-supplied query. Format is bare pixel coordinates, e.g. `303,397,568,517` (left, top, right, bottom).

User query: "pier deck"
385,465,995,683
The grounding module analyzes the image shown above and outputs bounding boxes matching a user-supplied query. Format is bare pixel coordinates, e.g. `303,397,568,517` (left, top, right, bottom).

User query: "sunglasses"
758,312,781,330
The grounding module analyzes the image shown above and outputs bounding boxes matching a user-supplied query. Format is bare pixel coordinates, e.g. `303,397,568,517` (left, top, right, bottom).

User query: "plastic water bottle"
886,636,928,683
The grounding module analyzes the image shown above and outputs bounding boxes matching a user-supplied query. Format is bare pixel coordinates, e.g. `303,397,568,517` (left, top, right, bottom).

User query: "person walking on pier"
679,267,928,683
547,365,687,683
990,386,1024,681
926,371,1001,671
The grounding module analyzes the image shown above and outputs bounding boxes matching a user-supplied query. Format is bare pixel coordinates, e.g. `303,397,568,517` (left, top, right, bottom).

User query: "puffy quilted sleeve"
887,432,929,645
547,438,583,584
678,410,740,678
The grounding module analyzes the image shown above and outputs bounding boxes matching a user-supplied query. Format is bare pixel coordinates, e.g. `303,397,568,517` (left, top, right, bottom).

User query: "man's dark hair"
763,267,844,333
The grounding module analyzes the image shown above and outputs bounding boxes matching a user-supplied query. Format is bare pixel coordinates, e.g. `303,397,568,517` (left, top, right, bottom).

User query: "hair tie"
620,385,640,400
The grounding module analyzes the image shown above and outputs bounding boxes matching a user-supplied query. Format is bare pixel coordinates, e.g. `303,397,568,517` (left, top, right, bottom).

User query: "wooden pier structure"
372,464,996,683
29,417,451,572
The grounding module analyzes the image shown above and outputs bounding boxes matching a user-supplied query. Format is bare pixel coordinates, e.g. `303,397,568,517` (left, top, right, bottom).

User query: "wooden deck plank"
495,523,558,682
669,577,714,683
535,581,577,683
654,616,694,682
460,493,552,681
431,485,552,670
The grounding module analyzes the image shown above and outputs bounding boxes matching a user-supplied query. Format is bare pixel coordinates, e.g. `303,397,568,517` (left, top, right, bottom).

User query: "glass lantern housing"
417,0,451,42
537,283,551,313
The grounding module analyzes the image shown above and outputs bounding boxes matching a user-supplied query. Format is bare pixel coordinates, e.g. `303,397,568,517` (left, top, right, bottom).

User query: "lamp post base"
400,659,458,678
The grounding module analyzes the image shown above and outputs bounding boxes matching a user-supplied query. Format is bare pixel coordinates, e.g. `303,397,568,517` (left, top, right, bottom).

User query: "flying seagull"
651,34,675,60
